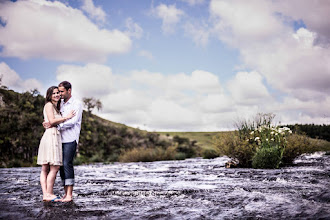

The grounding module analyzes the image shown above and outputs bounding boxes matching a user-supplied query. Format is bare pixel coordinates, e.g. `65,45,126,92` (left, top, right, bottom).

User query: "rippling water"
0,152,329,219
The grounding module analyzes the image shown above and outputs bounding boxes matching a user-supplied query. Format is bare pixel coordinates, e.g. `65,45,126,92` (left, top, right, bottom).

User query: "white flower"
255,137,260,141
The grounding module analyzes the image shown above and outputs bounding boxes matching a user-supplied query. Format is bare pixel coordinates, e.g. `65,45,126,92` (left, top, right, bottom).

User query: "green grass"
157,131,232,149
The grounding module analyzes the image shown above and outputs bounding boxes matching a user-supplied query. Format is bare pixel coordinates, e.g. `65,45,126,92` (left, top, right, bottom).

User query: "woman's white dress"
37,105,62,165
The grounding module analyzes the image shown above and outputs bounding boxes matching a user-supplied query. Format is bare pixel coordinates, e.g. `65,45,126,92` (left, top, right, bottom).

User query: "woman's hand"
65,110,76,120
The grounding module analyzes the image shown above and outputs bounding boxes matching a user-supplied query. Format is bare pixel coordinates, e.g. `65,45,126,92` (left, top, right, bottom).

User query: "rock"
225,160,239,168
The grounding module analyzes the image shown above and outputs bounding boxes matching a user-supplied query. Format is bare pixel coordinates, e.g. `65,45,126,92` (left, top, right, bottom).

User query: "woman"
37,86,75,202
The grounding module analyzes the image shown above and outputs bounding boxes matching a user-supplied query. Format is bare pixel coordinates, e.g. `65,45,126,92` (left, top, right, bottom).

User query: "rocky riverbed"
0,152,329,219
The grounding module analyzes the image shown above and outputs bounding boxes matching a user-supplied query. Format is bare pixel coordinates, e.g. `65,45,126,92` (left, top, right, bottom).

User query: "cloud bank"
0,0,131,62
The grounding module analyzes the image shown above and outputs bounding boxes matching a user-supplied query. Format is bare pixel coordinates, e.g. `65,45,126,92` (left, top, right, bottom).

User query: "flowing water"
0,152,329,219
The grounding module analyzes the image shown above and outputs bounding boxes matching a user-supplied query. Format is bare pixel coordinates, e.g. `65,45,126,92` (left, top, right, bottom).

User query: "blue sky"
1,0,330,131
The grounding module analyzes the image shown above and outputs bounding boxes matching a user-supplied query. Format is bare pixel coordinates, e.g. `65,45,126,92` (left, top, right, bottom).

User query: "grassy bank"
157,131,229,149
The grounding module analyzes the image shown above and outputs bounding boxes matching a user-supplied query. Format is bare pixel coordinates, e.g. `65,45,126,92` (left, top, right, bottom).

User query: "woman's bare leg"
46,165,60,199
40,164,49,200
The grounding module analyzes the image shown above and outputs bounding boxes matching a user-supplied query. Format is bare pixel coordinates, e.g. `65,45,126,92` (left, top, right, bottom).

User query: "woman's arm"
58,100,83,130
45,103,75,126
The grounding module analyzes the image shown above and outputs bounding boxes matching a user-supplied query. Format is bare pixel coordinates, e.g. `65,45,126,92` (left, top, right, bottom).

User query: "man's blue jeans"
60,141,77,186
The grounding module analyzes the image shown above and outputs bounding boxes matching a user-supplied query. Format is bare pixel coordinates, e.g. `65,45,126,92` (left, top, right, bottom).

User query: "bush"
282,134,311,165
283,134,330,164
214,113,293,168
202,147,220,159
252,147,282,169
119,147,169,162
214,132,258,167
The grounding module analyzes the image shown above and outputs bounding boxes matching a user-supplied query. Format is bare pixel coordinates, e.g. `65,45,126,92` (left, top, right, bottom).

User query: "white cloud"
209,0,330,125
184,22,210,47
199,94,234,113
54,64,228,130
227,71,271,105
7,57,330,130
149,99,201,130
210,0,285,47
80,0,106,23
56,63,115,98
274,0,330,41
102,89,151,113
125,17,143,39
180,0,205,6
0,62,42,92
138,50,154,60
152,3,184,34
0,0,131,62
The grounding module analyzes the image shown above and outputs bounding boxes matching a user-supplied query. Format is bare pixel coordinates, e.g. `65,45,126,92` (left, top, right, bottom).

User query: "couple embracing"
37,81,83,202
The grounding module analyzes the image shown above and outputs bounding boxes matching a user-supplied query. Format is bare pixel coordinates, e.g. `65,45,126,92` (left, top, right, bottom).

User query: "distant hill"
0,87,199,167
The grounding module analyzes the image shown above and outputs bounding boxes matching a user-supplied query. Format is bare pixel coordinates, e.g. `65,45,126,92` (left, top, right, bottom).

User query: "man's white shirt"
58,96,83,144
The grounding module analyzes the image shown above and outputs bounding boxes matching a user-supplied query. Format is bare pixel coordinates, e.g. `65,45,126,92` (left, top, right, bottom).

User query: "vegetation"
1,87,329,169
285,124,330,141
0,88,199,168
214,113,330,168
82,97,102,115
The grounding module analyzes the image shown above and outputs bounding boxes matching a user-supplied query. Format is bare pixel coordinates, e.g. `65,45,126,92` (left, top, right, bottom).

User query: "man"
44,81,83,202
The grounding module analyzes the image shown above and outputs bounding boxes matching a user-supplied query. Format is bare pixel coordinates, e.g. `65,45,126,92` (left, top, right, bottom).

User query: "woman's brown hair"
45,86,61,113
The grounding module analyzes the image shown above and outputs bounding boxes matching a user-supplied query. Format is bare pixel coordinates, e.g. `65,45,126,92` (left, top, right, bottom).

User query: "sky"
0,0,330,131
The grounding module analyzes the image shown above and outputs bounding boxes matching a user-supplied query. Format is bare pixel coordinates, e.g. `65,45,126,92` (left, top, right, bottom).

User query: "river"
0,152,329,219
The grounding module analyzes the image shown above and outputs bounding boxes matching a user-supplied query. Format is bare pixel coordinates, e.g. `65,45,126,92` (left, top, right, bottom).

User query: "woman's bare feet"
43,194,60,202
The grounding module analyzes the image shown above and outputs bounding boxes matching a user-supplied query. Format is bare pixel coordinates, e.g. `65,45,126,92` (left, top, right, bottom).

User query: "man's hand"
43,120,52,129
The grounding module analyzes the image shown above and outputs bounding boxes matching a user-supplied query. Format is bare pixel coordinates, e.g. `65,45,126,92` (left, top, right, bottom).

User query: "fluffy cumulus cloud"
55,63,234,131
209,0,330,125
152,3,184,34
0,0,131,62
56,63,116,98
274,0,330,41
227,71,271,105
80,0,106,23
0,62,42,92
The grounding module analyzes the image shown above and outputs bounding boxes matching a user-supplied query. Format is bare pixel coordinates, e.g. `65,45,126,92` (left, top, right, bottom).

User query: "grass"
157,131,231,149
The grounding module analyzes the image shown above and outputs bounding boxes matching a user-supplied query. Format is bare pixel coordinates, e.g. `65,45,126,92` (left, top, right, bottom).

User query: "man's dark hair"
58,81,72,91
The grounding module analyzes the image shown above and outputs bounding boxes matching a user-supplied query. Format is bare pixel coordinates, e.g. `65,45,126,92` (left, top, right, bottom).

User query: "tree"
82,97,102,114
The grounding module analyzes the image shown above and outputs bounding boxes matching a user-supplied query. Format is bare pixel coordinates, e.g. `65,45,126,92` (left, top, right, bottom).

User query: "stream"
0,152,329,219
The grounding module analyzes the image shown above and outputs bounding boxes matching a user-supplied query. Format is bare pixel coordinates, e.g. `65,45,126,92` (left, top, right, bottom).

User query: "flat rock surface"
0,153,329,219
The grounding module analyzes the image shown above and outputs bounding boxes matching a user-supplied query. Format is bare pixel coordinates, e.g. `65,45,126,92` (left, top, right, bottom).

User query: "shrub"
119,147,170,162
282,134,310,165
283,134,330,164
214,132,258,167
215,113,293,168
202,147,220,159
174,152,187,160
252,147,282,169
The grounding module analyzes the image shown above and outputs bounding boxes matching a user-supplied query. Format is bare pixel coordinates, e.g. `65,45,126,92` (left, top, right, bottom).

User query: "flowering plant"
249,125,292,168
249,125,292,149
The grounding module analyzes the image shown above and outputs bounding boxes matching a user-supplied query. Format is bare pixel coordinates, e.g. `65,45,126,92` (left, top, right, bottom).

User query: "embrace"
37,81,83,202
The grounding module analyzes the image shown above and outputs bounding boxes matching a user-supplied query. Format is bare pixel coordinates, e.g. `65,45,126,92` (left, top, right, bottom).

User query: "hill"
0,88,199,167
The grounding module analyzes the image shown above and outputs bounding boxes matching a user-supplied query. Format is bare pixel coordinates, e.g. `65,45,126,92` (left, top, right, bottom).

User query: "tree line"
284,124,330,142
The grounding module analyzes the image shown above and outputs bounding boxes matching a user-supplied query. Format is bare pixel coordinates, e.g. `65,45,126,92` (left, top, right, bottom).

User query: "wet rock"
0,154,329,219
225,160,239,168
